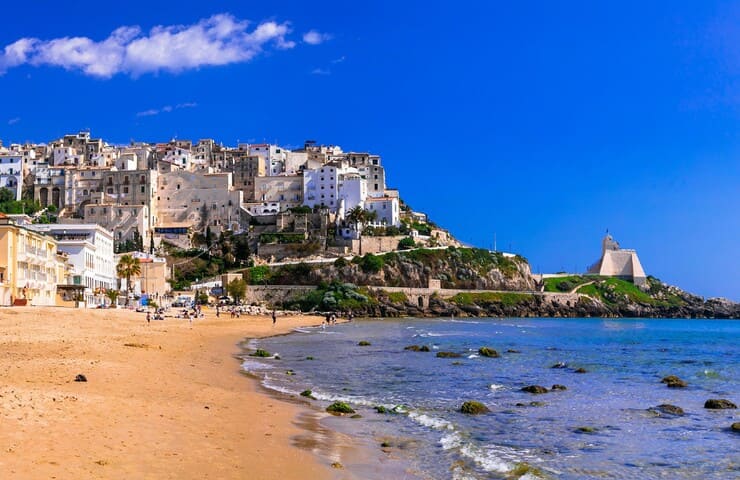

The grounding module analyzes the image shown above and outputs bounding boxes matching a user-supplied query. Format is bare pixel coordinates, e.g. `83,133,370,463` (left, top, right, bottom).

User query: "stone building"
587,233,647,286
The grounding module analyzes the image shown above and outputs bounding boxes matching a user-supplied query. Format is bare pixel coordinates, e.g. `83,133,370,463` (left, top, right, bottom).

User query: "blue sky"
1,1,738,300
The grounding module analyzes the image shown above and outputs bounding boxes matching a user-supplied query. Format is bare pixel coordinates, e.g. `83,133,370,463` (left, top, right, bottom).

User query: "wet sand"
0,306,356,479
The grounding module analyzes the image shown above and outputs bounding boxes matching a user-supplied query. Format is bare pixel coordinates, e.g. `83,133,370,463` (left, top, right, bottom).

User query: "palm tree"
117,254,141,306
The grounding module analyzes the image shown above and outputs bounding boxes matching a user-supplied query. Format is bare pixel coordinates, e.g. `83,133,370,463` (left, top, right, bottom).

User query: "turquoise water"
242,318,740,479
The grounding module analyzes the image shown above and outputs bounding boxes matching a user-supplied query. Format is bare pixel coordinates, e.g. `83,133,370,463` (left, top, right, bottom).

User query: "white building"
336,171,366,218
30,224,116,306
303,164,341,211
249,144,287,176
0,153,23,200
52,146,84,166
365,196,401,227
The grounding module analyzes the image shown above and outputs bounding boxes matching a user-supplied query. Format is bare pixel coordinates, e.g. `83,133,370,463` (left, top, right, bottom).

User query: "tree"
226,278,247,304
105,289,120,307
206,226,213,250
116,254,141,306
346,206,367,232
149,234,155,255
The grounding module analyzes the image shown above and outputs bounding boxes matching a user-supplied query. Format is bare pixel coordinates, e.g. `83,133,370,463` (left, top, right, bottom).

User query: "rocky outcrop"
661,375,688,388
704,399,737,409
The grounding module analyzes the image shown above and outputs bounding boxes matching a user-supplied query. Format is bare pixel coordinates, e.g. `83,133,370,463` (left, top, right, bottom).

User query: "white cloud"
136,102,198,117
303,30,332,45
331,55,346,64
0,14,298,77
311,68,330,75
7,117,20,125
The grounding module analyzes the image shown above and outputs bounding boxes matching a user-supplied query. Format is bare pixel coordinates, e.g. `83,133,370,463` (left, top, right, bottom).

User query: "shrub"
360,253,383,273
334,257,349,268
398,237,416,250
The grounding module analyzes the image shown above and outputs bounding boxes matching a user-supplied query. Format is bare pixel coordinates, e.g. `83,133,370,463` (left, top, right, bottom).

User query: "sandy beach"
0,306,352,479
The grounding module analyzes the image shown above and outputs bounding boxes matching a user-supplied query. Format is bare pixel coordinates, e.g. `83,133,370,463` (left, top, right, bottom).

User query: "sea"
240,318,739,479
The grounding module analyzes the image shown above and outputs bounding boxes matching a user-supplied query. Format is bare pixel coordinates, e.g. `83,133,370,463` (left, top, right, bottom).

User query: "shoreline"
0,307,364,479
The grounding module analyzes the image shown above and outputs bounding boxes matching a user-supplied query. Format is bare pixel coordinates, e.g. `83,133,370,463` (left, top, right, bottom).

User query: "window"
140,186,145,193
83,189,88,196
374,184,378,190
177,184,180,190
123,176,129,184
140,175,145,183
107,188,113,194
374,175,378,179
123,187,129,194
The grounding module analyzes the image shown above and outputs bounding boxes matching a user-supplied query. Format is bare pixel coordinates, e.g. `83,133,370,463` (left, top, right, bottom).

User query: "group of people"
323,312,353,327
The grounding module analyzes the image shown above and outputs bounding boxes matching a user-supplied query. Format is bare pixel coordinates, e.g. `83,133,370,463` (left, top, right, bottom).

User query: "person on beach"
146,312,151,324
272,310,277,325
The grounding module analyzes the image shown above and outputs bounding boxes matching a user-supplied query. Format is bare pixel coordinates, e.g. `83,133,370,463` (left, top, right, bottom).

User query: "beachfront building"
0,214,64,306
587,233,647,286
29,224,116,306
116,251,171,299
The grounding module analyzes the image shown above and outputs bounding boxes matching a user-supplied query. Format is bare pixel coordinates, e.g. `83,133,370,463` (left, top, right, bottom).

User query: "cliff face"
259,247,739,319
286,248,535,291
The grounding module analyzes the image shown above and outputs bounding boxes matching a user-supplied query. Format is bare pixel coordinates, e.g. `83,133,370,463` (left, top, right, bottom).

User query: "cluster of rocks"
340,292,740,319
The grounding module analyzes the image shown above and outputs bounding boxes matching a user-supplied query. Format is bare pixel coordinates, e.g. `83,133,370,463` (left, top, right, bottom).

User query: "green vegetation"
300,390,315,399
572,276,686,308
543,275,596,293
326,402,355,414
226,278,247,304
360,253,384,273
450,292,533,307
0,187,45,216
259,232,306,244
250,349,271,358
246,265,271,285
283,281,375,312
386,291,408,303
166,231,250,289
398,237,416,250
288,206,312,214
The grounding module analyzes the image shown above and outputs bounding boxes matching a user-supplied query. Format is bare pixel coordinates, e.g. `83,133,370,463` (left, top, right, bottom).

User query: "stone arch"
39,187,49,207
418,296,425,309
51,187,61,209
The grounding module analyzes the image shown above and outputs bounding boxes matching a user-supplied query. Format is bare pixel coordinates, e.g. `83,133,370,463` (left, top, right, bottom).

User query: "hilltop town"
0,131,457,307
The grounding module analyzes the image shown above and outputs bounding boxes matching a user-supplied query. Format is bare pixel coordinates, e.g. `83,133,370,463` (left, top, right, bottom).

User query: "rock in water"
704,399,737,409
521,385,548,394
650,404,685,416
74,374,87,382
478,347,500,358
460,401,490,414
326,402,356,415
661,375,687,388
551,384,567,391
731,422,740,432
551,362,567,369
436,351,462,358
